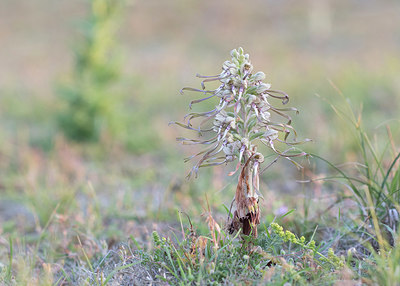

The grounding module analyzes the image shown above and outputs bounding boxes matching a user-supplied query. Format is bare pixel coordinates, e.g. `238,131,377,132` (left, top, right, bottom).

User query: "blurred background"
0,0,400,242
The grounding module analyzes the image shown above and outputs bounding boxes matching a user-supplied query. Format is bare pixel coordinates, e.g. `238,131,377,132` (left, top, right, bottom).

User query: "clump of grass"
57,0,124,142
310,84,400,250
268,223,344,269
0,238,13,285
150,211,345,285
58,240,166,285
302,85,400,283
369,233,400,285
172,47,307,236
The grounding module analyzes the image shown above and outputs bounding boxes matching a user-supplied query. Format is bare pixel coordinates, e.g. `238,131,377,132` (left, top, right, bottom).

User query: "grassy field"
1,0,400,285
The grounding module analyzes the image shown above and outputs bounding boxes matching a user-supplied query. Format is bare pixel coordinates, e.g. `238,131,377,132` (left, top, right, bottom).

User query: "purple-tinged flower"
172,47,309,236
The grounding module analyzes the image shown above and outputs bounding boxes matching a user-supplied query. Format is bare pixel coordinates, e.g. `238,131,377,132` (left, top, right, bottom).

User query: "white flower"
252,71,266,82
256,83,271,94
223,140,241,156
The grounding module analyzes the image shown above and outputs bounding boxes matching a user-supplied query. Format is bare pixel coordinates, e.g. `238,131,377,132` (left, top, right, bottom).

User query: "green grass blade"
381,152,400,192
103,262,141,285
6,237,13,281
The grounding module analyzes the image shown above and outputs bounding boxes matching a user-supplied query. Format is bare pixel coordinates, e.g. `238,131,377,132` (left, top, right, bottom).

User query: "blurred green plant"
172,47,307,236
369,230,400,285
57,0,124,142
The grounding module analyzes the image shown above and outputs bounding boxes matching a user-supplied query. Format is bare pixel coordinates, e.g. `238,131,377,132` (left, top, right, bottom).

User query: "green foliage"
0,238,13,284
151,229,264,284
150,220,345,285
369,234,400,285
311,90,400,247
306,91,400,284
268,223,344,269
57,0,124,142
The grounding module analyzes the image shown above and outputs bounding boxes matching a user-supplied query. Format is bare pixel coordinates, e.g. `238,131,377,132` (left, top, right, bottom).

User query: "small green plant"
269,223,344,269
172,47,307,236
57,0,124,142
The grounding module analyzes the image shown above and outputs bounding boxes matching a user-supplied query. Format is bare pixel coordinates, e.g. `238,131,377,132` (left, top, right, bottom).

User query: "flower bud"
254,152,264,163
222,60,235,71
226,133,234,143
219,89,232,99
226,155,235,162
248,94,257,104
241,63,253,75
256,83,271,94
231,49,239,58
260,110,271,122
252,71,266,81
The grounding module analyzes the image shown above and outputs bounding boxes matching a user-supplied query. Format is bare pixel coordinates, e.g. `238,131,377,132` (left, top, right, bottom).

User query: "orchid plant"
172,48,307,237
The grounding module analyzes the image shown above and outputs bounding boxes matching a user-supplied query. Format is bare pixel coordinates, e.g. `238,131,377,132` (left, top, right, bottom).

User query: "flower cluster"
172,47,307,178
326,248,345,268
270,223,344,269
